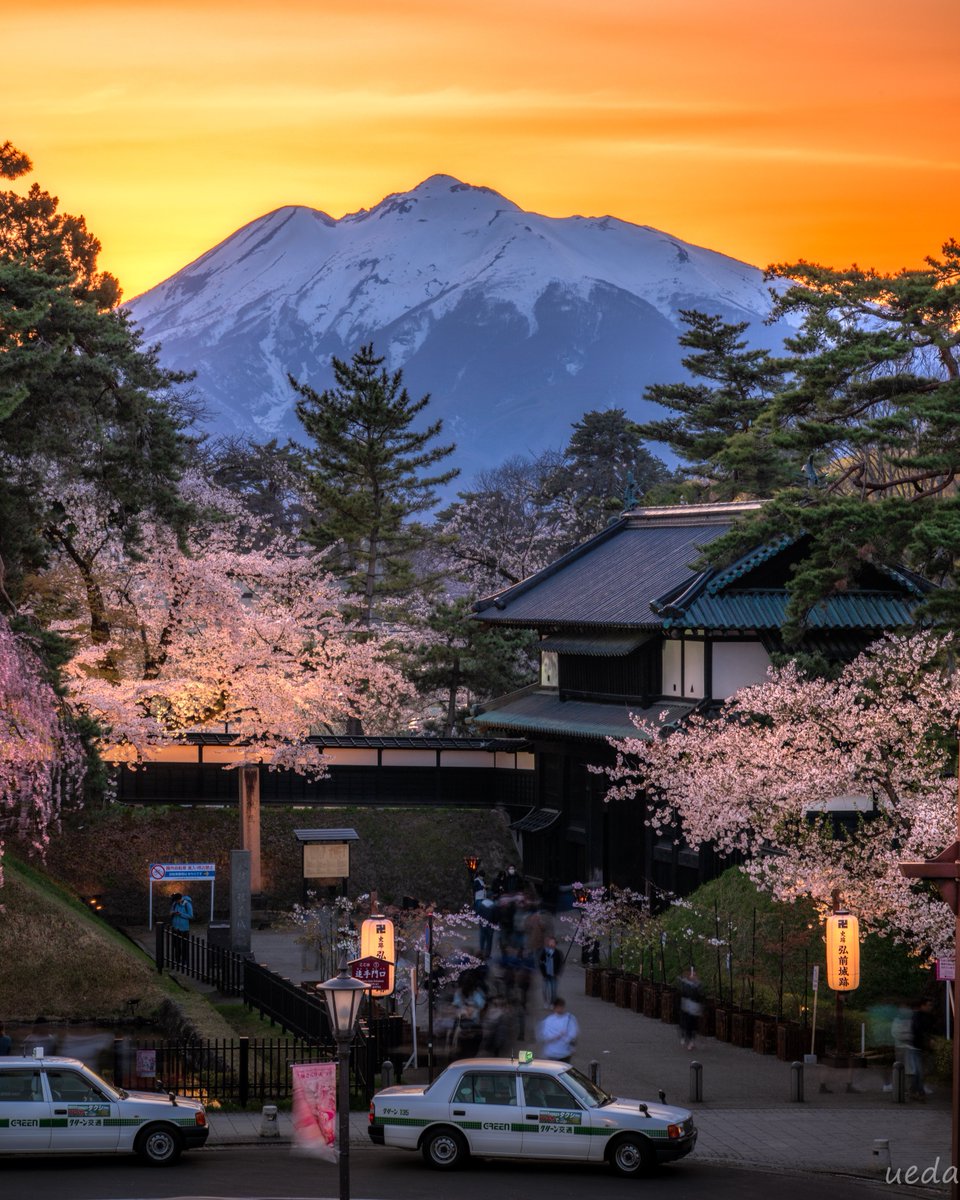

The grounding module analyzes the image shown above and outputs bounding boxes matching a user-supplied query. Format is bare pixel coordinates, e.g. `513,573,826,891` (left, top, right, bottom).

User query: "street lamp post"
318,962,367,1200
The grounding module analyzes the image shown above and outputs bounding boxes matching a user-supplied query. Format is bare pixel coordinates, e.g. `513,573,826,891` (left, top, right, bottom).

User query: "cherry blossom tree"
0,616,85,884
601,633,960,954
44,474,412,773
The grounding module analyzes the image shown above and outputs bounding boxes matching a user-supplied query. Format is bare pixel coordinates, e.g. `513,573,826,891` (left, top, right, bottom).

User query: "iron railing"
152,926,408,1102
156,922,245,994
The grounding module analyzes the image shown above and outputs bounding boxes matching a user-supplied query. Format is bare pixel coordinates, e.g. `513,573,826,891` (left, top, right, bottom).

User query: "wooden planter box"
615,974,634,1008
600,970,620,1003
776,1024,826,1060
629,980,643,1012
752,1017,777,1055
776,1022,803,1061
660,987,680,1024
699,1001,716,1039
584,967,602,998
714,1006,730,1042
642,984,661,1019
730,1011,755,1047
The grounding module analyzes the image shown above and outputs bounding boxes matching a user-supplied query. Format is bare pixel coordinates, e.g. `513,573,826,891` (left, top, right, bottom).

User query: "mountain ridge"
127,175,789,482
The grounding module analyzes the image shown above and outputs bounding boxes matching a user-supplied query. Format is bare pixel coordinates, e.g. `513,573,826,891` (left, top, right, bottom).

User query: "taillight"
195,1111,207,1127
368,1102,375,1125
667,1123,682,1139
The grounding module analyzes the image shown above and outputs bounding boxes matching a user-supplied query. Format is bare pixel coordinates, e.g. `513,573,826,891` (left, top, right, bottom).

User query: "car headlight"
667,1123,683,1139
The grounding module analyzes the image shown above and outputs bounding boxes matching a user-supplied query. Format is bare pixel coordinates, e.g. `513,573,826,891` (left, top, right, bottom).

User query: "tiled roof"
474,510,737,629
538,632,653,656
469,689,698,740
662,589,922,631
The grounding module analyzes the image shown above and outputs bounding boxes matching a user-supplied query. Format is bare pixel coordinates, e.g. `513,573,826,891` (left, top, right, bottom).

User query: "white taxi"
368,1056,696,1176
0,1055,209,1165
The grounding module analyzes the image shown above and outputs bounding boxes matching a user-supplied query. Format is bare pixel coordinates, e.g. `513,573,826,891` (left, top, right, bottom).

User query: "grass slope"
1,854,178,1023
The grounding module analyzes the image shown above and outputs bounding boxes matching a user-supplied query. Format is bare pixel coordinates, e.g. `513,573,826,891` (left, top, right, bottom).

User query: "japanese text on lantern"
359,916,395,997
826,913,860,992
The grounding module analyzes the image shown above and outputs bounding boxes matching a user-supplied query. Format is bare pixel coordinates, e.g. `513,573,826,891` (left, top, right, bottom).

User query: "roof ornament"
622,470,639,511
803,455,822,489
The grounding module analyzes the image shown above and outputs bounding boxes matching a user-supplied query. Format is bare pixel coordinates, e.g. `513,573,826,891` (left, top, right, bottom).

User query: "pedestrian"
539,936,564,1006
452,976,486,1059
678,965,703,1050
472,866,495,959
908,998,934,1100
538,997,579,1063
891,1000,913,1078
479,994,514,1058
169,891,194,970
0,1023,12,1055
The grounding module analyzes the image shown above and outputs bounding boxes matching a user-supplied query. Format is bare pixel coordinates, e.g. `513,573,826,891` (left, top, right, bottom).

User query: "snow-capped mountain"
128,174,787,483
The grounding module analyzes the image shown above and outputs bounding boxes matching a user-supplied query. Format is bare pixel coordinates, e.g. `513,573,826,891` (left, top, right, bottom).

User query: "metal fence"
152,925,408,1103
113,1035,332,1106
156,922,245,994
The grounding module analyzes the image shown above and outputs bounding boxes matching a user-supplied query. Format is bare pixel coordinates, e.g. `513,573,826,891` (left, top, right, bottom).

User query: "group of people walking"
437,864,580,1062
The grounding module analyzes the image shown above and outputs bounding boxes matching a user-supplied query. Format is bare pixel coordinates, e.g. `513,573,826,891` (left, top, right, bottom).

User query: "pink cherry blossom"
601,632,960,954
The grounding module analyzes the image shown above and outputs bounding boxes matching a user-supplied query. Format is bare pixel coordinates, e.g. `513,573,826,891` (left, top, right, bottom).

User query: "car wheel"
421,1126,468,1170
609,1133,655,1177
136,1123,184,1166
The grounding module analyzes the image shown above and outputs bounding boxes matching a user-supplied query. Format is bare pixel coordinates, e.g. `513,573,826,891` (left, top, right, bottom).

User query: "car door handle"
526,1114,538,1119
54,1109,67,1114
452,1109,466,1115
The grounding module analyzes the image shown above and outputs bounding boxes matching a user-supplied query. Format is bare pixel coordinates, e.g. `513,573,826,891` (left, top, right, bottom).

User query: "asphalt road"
0,1145,931,1200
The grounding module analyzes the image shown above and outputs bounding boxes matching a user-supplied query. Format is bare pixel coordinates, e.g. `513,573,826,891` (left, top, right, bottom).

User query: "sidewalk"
196,926,951,1185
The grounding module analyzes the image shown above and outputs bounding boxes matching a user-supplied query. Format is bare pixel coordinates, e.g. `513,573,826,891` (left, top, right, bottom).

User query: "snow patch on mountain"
128,175,790,480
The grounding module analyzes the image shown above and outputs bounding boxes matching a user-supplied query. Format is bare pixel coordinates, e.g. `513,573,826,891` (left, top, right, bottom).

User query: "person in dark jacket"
908,998,934,1100
678,966,703,1050
539,936,564,1006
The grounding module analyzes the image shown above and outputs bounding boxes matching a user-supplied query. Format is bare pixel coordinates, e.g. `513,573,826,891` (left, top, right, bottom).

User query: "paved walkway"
181,926,951,1187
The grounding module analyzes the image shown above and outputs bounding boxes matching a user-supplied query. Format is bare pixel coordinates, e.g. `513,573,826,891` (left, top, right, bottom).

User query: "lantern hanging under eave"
360,915,395,997
825,912,860,992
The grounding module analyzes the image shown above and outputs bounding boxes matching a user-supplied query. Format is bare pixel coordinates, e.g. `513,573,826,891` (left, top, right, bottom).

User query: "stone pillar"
231,849,252,956
239,765,262,895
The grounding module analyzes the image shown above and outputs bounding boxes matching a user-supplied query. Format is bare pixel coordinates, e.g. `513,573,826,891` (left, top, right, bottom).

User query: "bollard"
892,1060,905,1104
689,1061,703,1103
872,1139,891,1170
790,1060,804,1103
259,1104,279,1138
382,1059,394,1088
589,1060,601,1087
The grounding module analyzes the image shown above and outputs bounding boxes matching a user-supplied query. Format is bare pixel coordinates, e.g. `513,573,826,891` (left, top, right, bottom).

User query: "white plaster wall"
712,641,772,699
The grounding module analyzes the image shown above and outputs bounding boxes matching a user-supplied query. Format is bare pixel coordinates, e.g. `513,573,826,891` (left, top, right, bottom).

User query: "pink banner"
291,1061,337,1161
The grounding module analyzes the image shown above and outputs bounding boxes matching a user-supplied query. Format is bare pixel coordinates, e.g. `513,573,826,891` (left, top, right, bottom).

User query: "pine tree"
636,310,792,500
397,596,535,736
666,244,960,638
292,344,457,625
0,142,194,614
542,408,673,540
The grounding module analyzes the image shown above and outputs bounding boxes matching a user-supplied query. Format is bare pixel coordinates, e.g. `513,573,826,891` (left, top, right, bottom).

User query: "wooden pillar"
239,765,262,895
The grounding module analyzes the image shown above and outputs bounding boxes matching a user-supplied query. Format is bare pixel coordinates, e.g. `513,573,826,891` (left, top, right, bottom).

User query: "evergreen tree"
542,408,673,539
669,244,960,638
291,344,457,625
636,310,792,500
397,596,535,736
0,142,195,612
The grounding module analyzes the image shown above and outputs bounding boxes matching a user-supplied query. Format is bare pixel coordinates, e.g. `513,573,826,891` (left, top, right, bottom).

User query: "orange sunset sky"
5,0,958,299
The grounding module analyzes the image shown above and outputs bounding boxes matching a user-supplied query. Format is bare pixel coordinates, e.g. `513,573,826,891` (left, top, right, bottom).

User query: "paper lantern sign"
825,913,860,992
360,916,395,997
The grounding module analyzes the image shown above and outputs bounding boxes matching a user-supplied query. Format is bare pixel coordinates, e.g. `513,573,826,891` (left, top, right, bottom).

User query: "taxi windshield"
560,1067,614,1108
